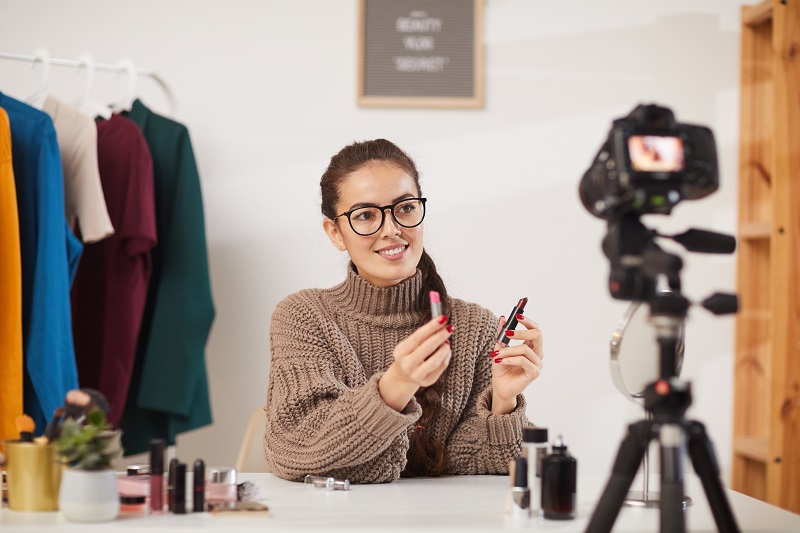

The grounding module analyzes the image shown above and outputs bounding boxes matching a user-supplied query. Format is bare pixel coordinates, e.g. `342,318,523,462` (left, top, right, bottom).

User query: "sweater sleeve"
443,308,530,475
264,293,422,483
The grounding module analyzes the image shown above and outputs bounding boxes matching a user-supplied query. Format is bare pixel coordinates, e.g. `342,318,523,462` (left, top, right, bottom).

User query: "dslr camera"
579,104,718,220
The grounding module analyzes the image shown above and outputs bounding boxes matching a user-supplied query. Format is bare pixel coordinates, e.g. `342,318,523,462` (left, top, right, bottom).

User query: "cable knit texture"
264,269,530,483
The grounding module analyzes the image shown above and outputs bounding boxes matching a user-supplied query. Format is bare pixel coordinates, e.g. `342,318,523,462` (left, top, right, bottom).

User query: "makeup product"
127,464,151,476
209,501,269,516
541,435,577,520
508,456,531,522
173,462,186,514
304,474,350,491
522,427,548,516
206,467,238,504
193,459,205,512
497,297,528,345
429,290,442,318
119,495,147,514
167,457,178,512
149,439,166,513
15,415,35,442
237,481,258,502
117,476,149,515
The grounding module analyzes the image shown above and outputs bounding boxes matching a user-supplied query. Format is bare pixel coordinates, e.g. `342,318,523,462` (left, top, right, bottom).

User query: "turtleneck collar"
327,268,424,324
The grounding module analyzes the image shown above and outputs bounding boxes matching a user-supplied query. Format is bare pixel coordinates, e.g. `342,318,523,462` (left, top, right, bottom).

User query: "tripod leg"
686,421,741,533
586,421,650,533
659,424,686,533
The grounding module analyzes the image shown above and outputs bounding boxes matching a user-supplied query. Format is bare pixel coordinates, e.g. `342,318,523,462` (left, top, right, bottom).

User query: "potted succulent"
55,407,122,522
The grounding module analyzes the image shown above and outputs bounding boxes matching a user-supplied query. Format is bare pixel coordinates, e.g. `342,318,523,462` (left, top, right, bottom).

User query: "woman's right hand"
378,315,453,411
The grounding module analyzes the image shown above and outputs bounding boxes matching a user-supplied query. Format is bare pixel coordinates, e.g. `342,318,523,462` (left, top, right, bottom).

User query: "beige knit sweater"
263,269,530,483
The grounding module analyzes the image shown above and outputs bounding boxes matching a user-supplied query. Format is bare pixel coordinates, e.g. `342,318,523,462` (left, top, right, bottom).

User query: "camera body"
580,104,719,220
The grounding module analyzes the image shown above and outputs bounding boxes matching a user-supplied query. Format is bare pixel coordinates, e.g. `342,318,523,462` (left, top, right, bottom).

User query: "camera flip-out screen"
627,135,685,172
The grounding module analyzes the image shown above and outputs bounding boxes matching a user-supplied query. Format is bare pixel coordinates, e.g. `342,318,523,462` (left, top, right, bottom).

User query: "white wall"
0,0,754,481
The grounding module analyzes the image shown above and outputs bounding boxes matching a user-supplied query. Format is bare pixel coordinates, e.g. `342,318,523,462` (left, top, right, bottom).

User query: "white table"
2,472,799,531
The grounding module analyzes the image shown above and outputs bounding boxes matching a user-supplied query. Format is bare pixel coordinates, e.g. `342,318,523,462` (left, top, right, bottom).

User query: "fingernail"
446,324,454,333
494,358,503,364
516,313,524,320
505,330,515,337
489,350,499,357
438,315,448,324
445,339,451,345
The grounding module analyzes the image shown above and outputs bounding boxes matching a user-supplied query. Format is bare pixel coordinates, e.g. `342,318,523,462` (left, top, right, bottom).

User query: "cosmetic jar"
117,470,150,514
206,467,238,503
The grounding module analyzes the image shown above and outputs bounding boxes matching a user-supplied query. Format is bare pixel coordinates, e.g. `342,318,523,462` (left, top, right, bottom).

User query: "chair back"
235,406,270,473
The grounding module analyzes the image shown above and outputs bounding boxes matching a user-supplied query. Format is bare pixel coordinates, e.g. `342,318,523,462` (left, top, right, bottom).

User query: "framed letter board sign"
358,0,484,108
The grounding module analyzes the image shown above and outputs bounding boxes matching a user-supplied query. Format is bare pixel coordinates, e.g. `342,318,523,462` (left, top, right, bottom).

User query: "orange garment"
0,107,23,441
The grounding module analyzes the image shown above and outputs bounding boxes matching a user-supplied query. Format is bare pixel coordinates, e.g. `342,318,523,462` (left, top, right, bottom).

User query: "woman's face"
323,162,424,288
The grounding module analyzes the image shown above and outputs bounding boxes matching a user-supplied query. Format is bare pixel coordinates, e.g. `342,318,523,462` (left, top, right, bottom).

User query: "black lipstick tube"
174,462,187,514
497,297,528,345
193,459,205,512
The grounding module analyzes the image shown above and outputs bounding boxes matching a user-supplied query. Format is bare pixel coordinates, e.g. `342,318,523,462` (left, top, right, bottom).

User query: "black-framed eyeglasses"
334,197,427,236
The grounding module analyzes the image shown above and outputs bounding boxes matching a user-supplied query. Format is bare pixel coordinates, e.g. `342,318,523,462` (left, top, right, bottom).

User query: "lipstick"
149,439,166,513
430,290,442,318
497,297,528,345
173,462,186,514
193,459,205,512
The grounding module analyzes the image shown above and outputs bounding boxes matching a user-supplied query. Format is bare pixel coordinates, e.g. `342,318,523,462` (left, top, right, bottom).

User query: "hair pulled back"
320,139,449,477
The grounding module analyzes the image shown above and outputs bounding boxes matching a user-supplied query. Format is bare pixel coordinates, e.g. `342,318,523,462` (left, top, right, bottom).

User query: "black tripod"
585,215,741,533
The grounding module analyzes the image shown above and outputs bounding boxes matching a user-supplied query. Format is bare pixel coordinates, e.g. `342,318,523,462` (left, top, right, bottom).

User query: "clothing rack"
0,50,177,115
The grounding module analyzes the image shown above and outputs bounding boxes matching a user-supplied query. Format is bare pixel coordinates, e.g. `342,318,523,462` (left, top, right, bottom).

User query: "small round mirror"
609,300,685,402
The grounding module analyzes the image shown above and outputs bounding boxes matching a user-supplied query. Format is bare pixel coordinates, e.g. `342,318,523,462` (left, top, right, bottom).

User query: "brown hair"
320,139,449,477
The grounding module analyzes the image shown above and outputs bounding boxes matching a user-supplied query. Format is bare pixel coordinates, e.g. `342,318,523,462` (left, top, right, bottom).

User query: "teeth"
379,246,405,256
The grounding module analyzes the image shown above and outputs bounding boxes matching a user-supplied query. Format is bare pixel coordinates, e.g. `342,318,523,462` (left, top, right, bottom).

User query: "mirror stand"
622,411,692,509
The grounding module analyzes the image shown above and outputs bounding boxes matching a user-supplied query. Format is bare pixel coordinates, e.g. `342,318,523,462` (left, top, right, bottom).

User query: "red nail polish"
516,313,524,320
445,339,451,345
494,358,503,363
489,350,499,357
438,315,448,324
505,330,515,337
446,324,454,333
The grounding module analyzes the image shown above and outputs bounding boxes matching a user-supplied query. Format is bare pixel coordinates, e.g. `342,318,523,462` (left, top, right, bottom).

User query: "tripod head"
602,212,738,380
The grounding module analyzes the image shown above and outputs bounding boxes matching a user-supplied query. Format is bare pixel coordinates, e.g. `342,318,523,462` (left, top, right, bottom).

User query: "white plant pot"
58,468,119,523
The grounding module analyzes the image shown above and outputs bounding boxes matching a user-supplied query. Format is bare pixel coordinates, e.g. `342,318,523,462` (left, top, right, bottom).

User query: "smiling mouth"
377,245,408,257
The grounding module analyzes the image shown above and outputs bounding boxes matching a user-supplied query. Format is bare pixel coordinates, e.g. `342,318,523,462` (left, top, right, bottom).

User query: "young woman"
264,139,544,483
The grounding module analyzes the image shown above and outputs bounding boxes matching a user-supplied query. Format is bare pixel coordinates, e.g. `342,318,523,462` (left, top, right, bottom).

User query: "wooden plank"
733,4,774,499
739,221,772,239
768,0,800,513
734,436,770,462
743,0,773,28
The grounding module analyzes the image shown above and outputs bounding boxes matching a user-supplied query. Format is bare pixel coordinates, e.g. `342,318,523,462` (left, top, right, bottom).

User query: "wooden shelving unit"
733,0,800,513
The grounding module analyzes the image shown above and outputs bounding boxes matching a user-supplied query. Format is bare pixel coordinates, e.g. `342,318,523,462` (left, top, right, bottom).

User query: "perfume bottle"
541,434,577,520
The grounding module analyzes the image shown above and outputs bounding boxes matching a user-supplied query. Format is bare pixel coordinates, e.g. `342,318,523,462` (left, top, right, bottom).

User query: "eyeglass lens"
349,198,425,236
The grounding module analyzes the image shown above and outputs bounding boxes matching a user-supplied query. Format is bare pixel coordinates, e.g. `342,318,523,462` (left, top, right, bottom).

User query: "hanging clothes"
0,92,81,433
120,99,214,454
71,113,156,427
0,107,23,442
42,95,114,243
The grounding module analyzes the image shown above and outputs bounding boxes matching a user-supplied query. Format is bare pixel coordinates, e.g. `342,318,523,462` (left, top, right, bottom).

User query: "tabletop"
2,472,799,531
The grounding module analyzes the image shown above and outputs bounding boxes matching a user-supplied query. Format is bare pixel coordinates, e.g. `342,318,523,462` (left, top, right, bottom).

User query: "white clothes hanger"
25,47,50,109
0,50,177,117
72,53,112,120
111,58,138,113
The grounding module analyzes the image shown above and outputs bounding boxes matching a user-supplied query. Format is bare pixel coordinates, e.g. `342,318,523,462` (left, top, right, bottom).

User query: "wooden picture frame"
358,0,484,109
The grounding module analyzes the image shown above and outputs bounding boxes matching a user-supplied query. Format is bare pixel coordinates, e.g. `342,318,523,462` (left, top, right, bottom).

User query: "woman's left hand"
489,313,544,414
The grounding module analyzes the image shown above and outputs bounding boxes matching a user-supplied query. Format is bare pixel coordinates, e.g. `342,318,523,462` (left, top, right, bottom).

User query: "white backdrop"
0,0,752,481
